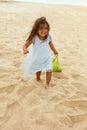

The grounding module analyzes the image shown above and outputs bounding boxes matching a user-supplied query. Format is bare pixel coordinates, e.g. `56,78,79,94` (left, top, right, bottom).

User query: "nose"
42,28,46,32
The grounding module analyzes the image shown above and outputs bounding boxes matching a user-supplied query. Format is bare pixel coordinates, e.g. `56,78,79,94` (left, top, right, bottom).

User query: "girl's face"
38,24,49,39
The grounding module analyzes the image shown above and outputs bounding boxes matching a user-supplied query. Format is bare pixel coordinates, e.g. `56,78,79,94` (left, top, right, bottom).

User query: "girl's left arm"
49,41,58,55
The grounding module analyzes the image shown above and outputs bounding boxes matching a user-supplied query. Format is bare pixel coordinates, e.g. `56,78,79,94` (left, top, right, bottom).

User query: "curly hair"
26,17,50,41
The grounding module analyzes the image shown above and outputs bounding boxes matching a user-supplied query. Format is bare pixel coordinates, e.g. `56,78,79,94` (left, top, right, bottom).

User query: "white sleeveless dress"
20,34,52,80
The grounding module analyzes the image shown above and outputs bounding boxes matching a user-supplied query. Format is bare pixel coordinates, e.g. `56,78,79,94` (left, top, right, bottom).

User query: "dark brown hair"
26,17,50,41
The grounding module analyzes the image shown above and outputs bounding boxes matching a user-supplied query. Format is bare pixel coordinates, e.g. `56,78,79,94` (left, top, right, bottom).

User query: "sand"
0,1,87,130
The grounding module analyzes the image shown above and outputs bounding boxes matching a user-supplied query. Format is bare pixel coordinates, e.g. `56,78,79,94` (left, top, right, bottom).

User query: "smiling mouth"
41,33,47,35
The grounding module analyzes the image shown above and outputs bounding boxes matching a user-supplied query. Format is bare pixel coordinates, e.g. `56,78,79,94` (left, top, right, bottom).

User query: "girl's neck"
37,35,47,40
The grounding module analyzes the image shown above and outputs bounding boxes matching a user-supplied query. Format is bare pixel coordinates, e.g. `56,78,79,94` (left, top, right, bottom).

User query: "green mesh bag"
52,55,62,72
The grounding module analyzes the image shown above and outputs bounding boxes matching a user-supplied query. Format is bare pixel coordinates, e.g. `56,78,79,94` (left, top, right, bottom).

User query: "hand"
54,50,58,55
23,49,29,54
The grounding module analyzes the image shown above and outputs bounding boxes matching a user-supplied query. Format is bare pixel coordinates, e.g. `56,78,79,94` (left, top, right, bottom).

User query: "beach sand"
0,1,87,130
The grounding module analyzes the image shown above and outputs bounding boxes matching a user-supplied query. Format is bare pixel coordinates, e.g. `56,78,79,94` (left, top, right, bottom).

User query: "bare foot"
45,85,50,89
36,78,41,82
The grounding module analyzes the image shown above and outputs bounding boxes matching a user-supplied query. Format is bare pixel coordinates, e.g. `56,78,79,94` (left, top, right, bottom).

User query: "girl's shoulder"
47,33,52,42
32,36,37,43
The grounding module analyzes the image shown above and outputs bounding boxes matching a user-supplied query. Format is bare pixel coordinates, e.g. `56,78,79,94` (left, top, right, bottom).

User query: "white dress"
20,34,52,80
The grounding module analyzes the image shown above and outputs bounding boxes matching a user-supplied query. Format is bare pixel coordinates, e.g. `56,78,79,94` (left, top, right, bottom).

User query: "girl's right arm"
23,40,32,54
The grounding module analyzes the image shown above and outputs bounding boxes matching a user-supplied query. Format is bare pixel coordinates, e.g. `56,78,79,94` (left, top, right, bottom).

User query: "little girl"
21,17,58,89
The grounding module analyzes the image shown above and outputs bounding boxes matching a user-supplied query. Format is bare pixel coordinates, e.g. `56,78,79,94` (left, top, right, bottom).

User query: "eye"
44,27,48,30
39,27,48,30
39,27,43,30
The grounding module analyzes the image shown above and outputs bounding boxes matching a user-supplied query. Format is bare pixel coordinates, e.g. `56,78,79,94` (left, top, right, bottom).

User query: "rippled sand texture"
0,2,87,130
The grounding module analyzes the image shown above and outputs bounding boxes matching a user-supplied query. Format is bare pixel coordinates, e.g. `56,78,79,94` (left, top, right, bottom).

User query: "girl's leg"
46,71,52,89
36,71,41,81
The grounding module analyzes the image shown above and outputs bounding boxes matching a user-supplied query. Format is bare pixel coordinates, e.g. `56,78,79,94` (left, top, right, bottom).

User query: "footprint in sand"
0,101,20,128
53,73,69,80
71,73,83,80
71,82,87,90
13,62,20,67
72,82,83,87
17,85,34,97
0,84,16,94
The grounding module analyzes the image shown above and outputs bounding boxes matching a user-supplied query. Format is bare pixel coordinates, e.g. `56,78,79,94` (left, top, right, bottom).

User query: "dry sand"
0,1,87,130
